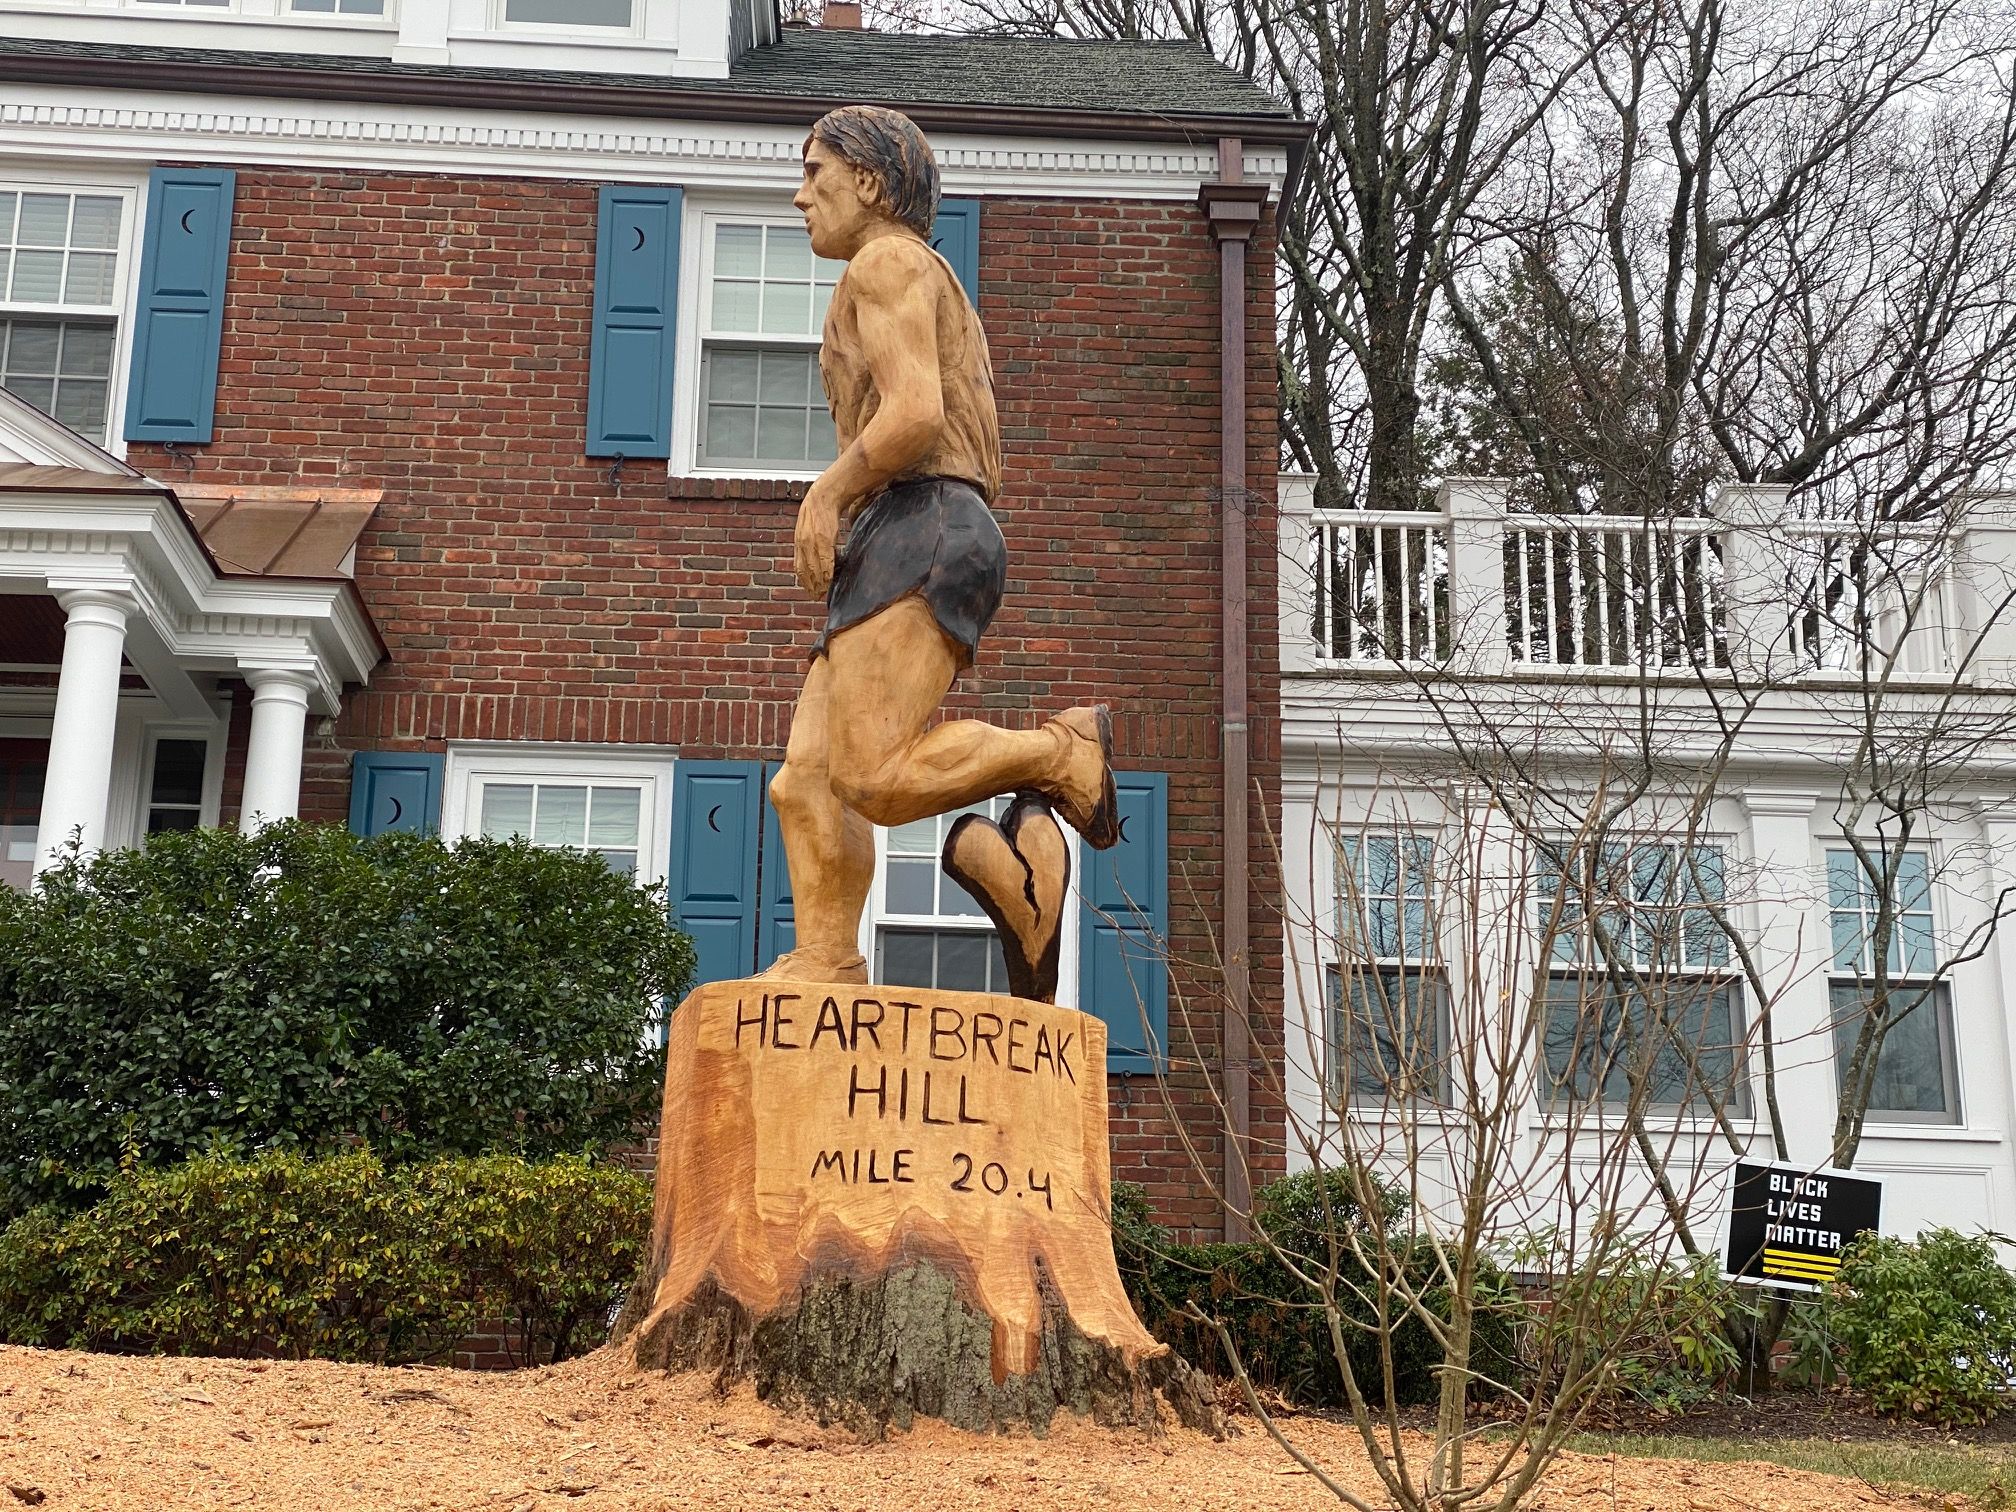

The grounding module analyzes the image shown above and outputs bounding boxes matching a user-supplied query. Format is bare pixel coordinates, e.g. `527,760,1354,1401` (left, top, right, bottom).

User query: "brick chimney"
823,2,863,27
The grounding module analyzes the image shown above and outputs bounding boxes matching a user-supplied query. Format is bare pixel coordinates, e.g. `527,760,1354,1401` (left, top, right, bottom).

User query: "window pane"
587,786,641,848
886,856,934,914
505,0,630,22
759,351,809,404
755,405,807,461
15,194,67,248
534,784,588,848
4,376,51,413
710,349,758,402
596,849,638,880
0,194,15,242
888,817,936,855
809,408,839,463
10,251,62,303
1830,982,1955,1119
4,321,58,374
147,808,201,835
1329,966,1446,1103
937,932,992,993
764,227,811,280
480,783,535,840
939,873,988,918
148,739,206,807
61,323,113,377
715,225,763,278
878,929,936,989
704,404,756,462
710,280,760,332
63,252,116,306
52,379,107,438
1543,978,1745,1112
761,281,811,336
67,196,121,251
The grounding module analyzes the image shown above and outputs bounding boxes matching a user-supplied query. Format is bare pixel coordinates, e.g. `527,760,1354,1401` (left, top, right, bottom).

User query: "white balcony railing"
1281,478,2016,685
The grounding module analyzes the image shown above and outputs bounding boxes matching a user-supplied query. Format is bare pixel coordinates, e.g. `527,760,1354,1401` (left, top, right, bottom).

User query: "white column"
1739,788,1834,1166
238,668,318,833
32,587,135,877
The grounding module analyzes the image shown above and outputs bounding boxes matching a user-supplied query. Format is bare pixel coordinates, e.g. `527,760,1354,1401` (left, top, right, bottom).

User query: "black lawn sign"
1721,1161,1883,1291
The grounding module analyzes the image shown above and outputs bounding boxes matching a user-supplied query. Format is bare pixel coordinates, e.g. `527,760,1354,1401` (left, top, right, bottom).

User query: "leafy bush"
1113,1171,1518,1408
1519,1249,1748,1414
0,822,694,1217
0,1149,652,1366
1827,1227,2016,1425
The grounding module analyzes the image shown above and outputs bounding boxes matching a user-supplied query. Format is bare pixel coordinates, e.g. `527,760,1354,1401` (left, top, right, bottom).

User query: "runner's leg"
824,597,1079,829
765,655,873,973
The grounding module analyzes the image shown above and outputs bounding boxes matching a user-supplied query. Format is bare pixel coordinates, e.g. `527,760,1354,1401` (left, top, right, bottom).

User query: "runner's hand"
794,486,841,598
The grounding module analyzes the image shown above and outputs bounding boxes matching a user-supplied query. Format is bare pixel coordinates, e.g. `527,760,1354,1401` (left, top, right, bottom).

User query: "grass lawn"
1552,1431,2016,1504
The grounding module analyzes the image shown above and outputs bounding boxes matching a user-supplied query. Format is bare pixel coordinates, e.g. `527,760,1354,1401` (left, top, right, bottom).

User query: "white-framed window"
1825,846,1961,1124
0,182,138,447
440,743,675,886
676,206,844,479
867,798,1081,1001
1534,838,1748,1114
129,0,233,7
290,0,389,15
496,0,635,30
1329,831,1448,1104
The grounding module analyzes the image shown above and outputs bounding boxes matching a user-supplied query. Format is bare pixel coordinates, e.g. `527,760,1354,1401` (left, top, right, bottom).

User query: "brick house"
0,3,1303,1235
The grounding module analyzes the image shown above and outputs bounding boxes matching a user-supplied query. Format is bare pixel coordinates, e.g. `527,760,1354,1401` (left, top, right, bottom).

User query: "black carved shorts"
811,475,1007,670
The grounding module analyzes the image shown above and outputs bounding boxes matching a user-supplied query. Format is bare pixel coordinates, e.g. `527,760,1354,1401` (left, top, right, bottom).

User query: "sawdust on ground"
0,1345,1917,1511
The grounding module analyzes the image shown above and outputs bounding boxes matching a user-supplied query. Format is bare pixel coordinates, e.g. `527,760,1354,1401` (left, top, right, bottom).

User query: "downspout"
1199,140,1269,1242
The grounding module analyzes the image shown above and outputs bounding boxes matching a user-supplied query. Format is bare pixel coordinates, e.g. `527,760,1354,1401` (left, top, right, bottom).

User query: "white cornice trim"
0,84,1290,201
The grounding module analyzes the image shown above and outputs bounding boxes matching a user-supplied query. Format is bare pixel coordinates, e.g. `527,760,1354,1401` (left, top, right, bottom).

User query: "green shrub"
1828,1227,2016,1425
1113,1172,1518,1408
0,1149,652,1367
1519,1249,1748,1414
0,822,694,1217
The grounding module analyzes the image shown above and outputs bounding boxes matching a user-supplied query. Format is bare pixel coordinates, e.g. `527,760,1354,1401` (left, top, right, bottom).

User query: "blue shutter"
1077,771,1169,1073
671,760,761,987
758,760,796,968
125,168,235,443
930,198,980,307
347,752,444,837
587,184,683,458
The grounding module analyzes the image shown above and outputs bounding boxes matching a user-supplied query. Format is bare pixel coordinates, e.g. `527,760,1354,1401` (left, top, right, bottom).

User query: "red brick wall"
130,167,1283,1238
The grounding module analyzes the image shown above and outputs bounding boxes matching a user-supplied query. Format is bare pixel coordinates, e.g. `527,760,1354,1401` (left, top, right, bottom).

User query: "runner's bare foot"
753,946,869,985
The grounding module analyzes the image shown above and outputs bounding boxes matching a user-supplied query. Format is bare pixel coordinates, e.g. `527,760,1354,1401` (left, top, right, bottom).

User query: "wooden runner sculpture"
617,105,1213,1436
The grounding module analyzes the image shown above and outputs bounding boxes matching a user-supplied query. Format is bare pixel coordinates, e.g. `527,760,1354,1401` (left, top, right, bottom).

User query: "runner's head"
803,105,940,239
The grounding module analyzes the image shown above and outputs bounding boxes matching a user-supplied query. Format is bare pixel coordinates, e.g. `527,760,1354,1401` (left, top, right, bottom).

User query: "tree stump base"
616,979,1218,1438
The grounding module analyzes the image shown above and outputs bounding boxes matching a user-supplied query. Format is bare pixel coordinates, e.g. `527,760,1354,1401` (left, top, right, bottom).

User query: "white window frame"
136,721,226,840
1822,841,1964,1127
440,742,676,887
283,0,398,24
1328,829,1449,1106
671,200,841,484
1530,834,1751,1118
0,170,144,456
490,0,640,36
861,802,1082,1007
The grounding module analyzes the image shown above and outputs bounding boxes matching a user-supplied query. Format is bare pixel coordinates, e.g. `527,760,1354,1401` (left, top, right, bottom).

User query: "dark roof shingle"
0,30,1288,122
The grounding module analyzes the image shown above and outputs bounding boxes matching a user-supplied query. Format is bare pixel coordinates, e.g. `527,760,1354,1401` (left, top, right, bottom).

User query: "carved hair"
805,105,940,238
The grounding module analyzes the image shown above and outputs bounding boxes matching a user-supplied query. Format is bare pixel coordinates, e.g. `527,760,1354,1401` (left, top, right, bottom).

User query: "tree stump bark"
615,979,1218,1438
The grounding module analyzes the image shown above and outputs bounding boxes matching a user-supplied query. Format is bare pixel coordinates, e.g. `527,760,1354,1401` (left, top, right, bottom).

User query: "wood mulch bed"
0,1345,1935,1510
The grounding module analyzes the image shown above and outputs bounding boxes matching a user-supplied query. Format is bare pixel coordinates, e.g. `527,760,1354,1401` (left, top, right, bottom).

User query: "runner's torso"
821,231,1002,504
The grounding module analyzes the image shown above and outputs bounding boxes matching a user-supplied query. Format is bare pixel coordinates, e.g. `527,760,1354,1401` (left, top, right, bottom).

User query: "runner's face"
795,139,879,260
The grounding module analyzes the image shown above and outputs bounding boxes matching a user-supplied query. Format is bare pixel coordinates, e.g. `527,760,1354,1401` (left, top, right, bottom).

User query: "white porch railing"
1308,511,1450,664
1503,514,1725,670
1280,477,2016,684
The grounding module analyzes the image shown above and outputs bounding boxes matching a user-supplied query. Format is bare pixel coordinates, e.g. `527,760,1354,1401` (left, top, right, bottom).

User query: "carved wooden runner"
617,978,1214,1436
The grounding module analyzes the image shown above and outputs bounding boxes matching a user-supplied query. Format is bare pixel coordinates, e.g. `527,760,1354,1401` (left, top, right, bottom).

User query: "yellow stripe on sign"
1762,1246,1841,1267
1762,1249,1840,1278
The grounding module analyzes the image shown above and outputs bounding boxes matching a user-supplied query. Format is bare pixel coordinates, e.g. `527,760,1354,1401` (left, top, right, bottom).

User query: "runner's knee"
831,764,908,827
